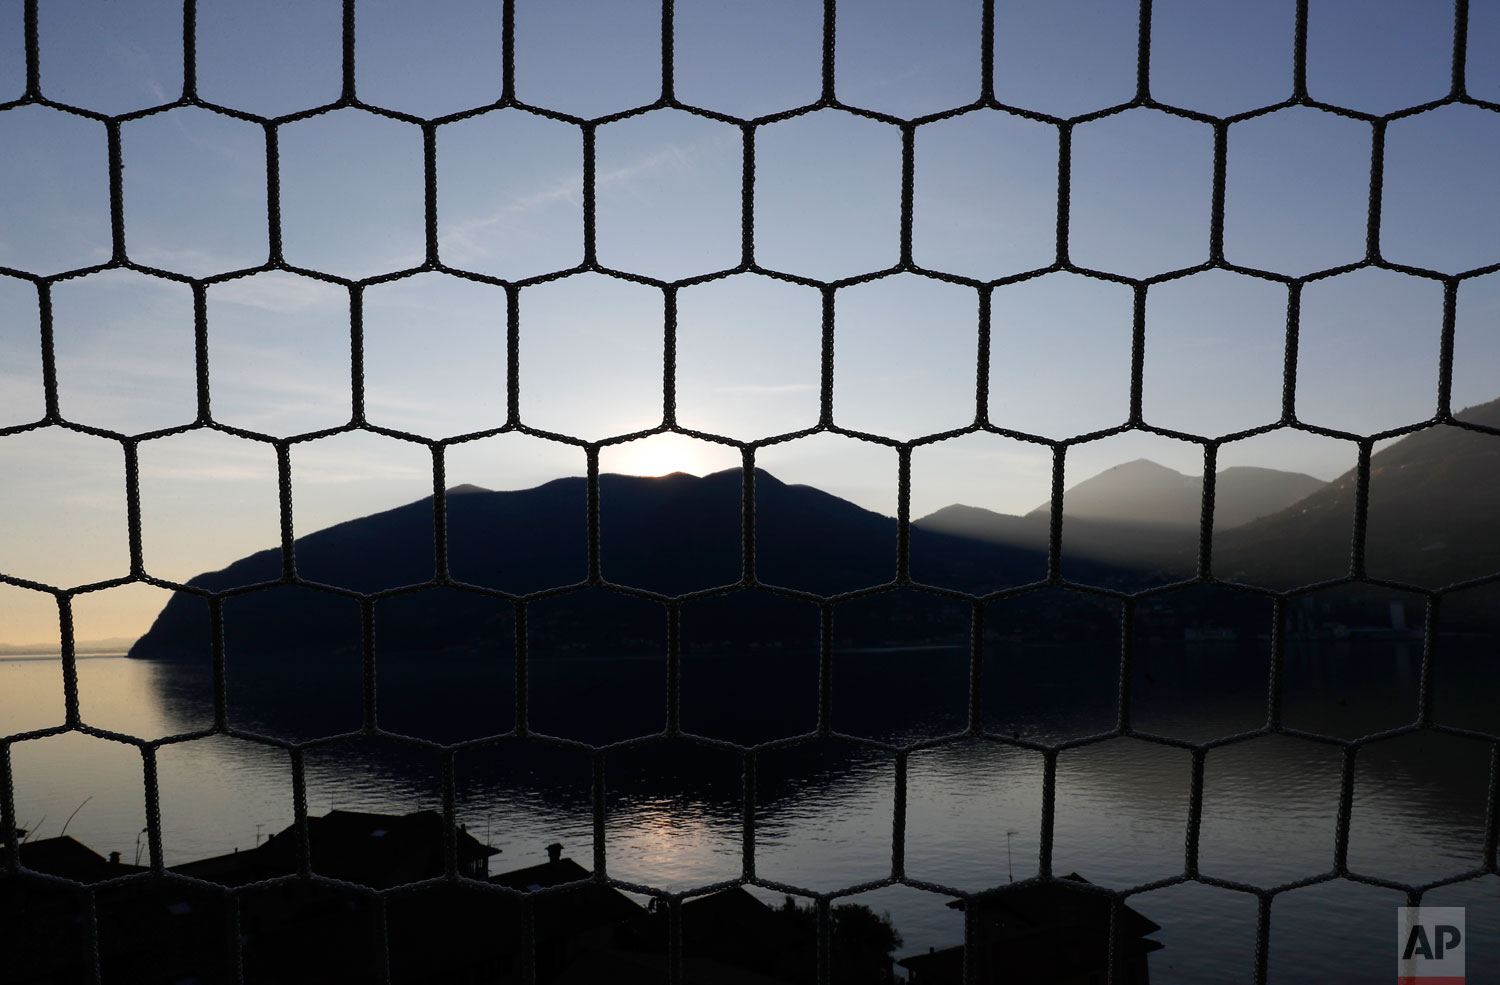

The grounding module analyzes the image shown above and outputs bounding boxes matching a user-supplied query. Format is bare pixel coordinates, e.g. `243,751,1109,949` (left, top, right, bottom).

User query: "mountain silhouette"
128,404,1500,669
128,469,1103,664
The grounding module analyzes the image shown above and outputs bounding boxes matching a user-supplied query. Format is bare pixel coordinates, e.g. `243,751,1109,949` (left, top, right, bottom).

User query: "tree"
779,898,903,985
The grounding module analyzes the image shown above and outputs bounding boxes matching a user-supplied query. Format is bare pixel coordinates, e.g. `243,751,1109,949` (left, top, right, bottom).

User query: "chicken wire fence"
2,0,1499,983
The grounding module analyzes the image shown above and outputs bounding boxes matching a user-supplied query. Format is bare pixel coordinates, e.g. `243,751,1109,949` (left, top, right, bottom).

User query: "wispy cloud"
439,172,582,265
111,41,170,104
138,432,278,484
130,245,263,279
596,142,698,200
210,272,346,313
713,382,818,395
443,127,733,265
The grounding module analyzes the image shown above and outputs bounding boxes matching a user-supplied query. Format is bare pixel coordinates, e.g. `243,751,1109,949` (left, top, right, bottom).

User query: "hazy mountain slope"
917,462,1328,581
916,410,1500,600
1216,399,1500,591
917,504,1039,546
1028,459,1198,526
1211,467,1330,529
1017,460,1326,529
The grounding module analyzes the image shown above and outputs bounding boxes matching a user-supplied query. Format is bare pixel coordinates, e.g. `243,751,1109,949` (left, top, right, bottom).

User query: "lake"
4,640,1499,983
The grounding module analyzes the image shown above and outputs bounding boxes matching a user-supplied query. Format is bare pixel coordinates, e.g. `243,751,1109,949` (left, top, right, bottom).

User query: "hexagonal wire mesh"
2,1,1498,983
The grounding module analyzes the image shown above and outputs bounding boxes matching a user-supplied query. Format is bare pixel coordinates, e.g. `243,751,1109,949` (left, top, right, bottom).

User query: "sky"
2,0,1500,645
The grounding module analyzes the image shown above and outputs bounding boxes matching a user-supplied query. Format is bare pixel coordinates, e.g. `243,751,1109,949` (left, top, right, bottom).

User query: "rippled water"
4,642,1498,983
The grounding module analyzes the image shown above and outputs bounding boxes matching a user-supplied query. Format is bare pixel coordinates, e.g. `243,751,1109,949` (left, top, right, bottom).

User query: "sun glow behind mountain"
603,432,742,478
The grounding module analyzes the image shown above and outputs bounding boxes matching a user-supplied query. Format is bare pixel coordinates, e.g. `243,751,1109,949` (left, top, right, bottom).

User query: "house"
897,874,1162,985
671,888,813,980
550,947,803,985
486,843,651,984
489,841,592,891
7,834,145,883
478,850,823,984
546,885,814,985
897,946,966,984
172,809,503,984
172,808,500,888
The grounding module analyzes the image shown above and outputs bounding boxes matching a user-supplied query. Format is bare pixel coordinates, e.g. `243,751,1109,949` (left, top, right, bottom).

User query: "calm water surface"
4,642,1499,983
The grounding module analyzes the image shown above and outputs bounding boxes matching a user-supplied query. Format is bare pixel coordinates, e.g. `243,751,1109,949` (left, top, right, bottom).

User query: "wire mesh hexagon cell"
2,2,1499,984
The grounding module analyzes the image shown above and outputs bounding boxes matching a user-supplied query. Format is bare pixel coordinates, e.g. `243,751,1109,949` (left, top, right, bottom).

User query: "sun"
607,433,737,478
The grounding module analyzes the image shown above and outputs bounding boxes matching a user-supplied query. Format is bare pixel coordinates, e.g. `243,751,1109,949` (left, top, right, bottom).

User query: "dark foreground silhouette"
4,809,1164,984
3,809,904,984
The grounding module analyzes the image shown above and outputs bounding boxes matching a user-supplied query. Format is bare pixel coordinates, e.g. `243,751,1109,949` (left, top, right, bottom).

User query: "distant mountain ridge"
0,637,139,656
917,461,1328,577
1023,459,1326,529
920,400,1500,604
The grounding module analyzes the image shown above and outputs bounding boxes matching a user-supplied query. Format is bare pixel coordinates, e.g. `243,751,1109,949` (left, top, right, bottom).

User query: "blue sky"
2,0,1499,644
